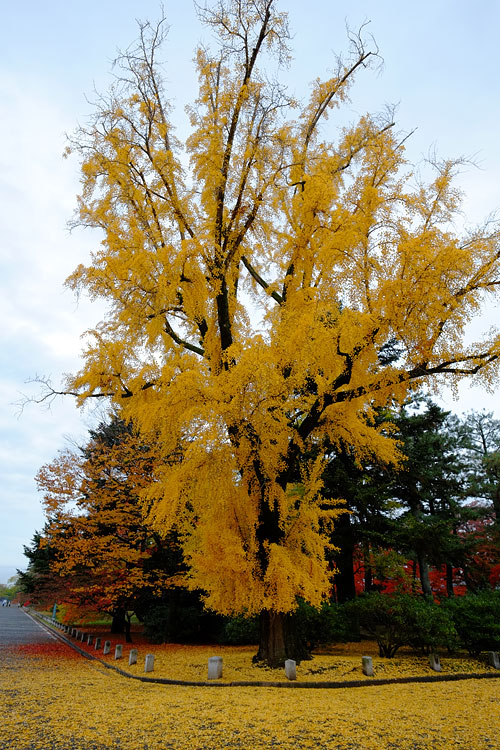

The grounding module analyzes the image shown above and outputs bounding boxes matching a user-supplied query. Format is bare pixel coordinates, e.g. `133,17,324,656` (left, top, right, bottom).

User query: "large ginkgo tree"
43,1,500,664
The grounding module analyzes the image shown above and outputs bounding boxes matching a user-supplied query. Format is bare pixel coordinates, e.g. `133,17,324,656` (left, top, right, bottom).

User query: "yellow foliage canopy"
56,1,500,616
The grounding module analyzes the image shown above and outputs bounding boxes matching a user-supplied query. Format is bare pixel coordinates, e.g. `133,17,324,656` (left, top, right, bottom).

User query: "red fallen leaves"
14,643,80,659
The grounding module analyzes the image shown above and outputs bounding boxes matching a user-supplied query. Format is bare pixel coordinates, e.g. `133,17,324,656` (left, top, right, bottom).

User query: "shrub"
345,593,409,657
346,593,457,657
443,591,500,656
219,614,260,645
405,597,458,654
219,600,352,649
142,603,201,643
295,599,353,650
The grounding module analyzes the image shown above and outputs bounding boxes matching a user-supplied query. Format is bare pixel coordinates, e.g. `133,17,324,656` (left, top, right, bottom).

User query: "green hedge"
142,590,500,656
345,593,457,657
443,591,500,656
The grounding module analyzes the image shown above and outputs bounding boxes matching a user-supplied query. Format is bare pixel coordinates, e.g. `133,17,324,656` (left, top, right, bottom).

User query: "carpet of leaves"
0,637,499,749
101,639,498,683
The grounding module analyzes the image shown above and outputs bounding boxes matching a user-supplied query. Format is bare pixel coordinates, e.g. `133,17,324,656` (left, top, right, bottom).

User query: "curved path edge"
27,609,500,690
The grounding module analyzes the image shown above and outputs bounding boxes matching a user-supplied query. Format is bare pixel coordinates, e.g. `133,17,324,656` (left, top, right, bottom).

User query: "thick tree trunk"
334,513,357,602
462,565,479,593
411,558,418,593
418,555,433,598
446,563,454,597
363,544,373,593
111,609,125,634
111,609,133,641
411,501,433,598
253,610,310,668
254,610,286,667
124,612,133,643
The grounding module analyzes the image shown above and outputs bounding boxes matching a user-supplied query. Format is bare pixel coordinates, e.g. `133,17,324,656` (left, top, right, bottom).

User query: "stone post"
362,656,374,676
284,659,297,681
79,632,86,642
94,637,102,650
208,656,223,679
129,649,138,666
145,654,155,673
114,644,123,660
429,653,441,672
487,651,500,669
87,635,94,646
103,640,111,655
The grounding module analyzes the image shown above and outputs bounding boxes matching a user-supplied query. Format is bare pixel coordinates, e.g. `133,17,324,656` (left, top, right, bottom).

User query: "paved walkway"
0,605,56,646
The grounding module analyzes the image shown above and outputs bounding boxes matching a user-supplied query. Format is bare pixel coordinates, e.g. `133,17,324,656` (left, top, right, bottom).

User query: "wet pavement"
0,606,56,646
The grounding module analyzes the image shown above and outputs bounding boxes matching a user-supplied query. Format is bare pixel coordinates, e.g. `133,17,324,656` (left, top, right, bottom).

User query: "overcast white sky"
1,1,499,579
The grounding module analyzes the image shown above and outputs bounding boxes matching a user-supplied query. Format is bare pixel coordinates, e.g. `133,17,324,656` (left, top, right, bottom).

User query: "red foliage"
14,642,80,659
350,547,468,599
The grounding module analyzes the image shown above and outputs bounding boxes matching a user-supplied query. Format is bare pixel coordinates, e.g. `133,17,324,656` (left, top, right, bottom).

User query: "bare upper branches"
195,0,291,66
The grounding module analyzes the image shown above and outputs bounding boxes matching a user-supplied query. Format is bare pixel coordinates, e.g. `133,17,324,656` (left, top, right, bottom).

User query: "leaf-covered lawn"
66,632,500,683
1,640,499,749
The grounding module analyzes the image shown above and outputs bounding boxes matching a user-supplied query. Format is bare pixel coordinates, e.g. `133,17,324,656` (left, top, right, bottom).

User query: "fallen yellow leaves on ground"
1,640,499,749
68,632,499,683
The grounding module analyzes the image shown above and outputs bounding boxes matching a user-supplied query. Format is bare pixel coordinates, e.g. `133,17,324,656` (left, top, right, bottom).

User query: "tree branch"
241,255,283,304
163,319,205,356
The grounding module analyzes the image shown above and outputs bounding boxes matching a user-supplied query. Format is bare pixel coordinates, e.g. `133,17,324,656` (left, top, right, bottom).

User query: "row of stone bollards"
362,653,444,676
207,654,447,681
209,652,500,681
362,651,500,676
69,629,155,673
208,656,298,680
41,616,156,673
38,614,500,681
362,653,442,675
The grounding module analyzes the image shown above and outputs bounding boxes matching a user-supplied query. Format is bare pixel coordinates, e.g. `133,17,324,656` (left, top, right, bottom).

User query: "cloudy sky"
1,0,499,580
